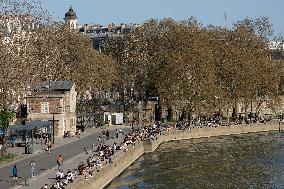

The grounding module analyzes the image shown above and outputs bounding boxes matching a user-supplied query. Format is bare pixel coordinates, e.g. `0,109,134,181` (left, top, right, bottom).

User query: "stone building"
27,81,77,137
64,6,78,30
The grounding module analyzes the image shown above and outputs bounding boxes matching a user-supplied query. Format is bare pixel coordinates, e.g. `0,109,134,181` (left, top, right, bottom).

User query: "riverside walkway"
70,122,281,189
0,125,130,189
1,122,281,189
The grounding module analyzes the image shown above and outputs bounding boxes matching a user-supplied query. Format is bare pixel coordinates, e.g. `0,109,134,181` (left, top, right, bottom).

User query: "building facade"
27,81,77,137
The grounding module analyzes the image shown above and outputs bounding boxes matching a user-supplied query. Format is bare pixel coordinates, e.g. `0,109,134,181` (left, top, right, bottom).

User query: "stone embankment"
70,122,280,189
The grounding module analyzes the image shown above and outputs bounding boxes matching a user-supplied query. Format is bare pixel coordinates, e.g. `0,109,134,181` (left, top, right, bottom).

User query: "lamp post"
52,113,55,144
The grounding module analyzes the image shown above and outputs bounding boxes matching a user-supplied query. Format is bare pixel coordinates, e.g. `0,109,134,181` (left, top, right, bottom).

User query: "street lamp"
52,113,55,144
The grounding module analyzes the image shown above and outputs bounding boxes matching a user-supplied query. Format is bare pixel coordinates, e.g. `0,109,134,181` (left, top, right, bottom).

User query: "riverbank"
1,125,130,189
69,122,281,189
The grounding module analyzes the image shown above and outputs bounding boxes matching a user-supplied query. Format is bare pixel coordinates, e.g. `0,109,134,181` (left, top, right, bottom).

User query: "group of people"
72,127,160,182
11,160,36,185
50,169,77,189
45,154,77,189
15,124,168,189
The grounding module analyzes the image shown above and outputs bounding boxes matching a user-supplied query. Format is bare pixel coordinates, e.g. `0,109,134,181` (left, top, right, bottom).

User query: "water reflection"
106,132,284,189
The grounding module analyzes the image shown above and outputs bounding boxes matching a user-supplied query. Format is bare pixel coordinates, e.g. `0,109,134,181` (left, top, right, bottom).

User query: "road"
0,127,130,189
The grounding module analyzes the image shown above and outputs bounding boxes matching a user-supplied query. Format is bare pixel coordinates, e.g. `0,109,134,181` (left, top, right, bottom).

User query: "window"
41,102,49,113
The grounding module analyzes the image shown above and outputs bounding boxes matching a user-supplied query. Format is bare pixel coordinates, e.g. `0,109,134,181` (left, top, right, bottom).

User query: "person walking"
47,139,51,154
78,129,81,138
106,130,110,140
30,161,36,177
56,154,63,170
115,129,119,138
12,165,17,183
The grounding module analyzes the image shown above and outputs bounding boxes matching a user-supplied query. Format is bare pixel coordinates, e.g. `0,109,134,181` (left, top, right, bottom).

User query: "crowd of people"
43,124,168,189
9,116,277,189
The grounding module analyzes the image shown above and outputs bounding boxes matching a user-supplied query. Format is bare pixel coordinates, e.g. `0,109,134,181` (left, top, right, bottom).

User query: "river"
106,131,284,189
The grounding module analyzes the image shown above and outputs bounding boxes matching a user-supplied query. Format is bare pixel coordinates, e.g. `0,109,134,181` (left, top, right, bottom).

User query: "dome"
65,6,77,20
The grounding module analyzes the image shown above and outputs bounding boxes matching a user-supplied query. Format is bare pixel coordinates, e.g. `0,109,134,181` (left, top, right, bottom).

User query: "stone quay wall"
71,122,280,189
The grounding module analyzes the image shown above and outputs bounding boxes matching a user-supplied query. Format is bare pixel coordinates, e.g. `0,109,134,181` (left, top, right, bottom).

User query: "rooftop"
65,6,77,20
32,80,74,92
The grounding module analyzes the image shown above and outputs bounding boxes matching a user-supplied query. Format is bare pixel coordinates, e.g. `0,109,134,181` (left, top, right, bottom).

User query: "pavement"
0,125,130,189
12,133,128,189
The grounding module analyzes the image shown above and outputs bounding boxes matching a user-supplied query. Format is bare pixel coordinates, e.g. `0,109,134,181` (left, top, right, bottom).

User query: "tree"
0,109,14,155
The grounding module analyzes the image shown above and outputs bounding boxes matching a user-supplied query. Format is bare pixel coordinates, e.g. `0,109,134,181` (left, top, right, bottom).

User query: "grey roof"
9,121,52,131
33,81,74,92
65,6,77,20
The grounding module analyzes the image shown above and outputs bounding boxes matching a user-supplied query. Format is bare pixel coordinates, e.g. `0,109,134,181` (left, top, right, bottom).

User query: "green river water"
106,131,284,189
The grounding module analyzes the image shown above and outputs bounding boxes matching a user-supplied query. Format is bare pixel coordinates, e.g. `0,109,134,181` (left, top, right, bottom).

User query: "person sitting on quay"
41,184,48,189
87,156,93,168
51,179,65,189
87,165,94,178
66,169,76,183
78,162,85,175
96,158,103,172
55,170,64,180
56,154,63,170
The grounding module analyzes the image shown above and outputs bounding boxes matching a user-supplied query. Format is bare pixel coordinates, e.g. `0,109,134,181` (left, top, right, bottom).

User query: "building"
81,23,139,51
0,12,38,44
64,6,78,30
27,81,77,137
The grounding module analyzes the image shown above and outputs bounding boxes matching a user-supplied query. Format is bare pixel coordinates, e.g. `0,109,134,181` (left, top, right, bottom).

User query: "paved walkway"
13,134,127,189
0,125,130,189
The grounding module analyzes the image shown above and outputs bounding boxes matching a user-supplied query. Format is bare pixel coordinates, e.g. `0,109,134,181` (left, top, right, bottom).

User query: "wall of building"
70,122,280,189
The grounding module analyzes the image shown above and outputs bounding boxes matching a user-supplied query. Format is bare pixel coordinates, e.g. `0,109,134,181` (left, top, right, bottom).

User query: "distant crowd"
45,123,169,189
13,118,268,189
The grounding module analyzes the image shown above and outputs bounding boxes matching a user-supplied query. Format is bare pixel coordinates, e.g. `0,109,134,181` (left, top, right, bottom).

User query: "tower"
64,6,78,30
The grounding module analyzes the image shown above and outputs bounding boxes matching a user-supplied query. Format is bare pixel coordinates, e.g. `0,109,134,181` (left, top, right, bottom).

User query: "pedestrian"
113,142,117,150
78,129,81,138
115,129,119,138
97,136,102,143
92,143,95,150
56,154,63,170
106,130,109,140
45,135,48,145
12,165,17,183
30,160,36,177
47,139,51,154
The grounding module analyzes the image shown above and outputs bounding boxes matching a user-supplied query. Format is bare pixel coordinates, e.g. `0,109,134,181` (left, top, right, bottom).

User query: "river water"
106,131,284,189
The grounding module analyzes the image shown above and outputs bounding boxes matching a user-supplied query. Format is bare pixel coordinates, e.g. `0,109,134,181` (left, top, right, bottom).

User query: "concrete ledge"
70,123,280,189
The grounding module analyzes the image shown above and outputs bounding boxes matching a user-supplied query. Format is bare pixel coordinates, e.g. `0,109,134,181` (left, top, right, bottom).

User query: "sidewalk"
0,125,128,169
11,134,127,189
0,125,130,189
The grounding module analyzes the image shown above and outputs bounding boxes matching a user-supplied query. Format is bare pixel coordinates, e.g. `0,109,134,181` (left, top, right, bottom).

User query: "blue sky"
43,0,283,35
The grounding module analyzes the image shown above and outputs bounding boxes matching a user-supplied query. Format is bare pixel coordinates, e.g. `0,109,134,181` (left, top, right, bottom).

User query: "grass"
0,153,18,167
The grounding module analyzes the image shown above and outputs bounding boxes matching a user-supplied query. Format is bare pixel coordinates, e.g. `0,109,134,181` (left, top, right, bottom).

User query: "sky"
43,0,283,35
